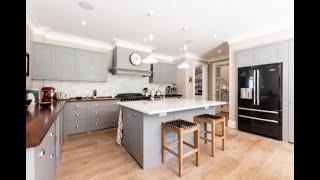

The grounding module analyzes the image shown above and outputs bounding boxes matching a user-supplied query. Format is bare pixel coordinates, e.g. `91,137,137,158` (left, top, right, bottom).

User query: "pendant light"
177,26,190,69
142,54,158,64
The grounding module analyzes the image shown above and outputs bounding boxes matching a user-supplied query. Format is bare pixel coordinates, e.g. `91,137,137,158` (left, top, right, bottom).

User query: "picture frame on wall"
26,52,29,76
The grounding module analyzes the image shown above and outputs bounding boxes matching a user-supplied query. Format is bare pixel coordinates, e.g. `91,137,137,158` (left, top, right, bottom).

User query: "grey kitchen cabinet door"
92,52,108,81
54,46,77,80
151,62,177,84
255,41,288,65
236,49,255,68
75,49,94,81
32,43,55,79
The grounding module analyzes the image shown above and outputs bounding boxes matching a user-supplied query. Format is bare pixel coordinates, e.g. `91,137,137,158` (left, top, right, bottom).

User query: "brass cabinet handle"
39,149,45,157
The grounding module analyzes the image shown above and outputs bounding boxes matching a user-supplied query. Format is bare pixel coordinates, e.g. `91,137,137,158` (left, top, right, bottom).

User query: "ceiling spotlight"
147,10,154,16
182,26,188,31
144,38,147,42
78,1,94,10
213,34,217,39
183,44,188,51
81,20,86,26
218,50,221,54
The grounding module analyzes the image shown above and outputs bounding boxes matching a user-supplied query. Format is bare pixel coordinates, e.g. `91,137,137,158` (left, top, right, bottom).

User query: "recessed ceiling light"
218,50,221,54
147,10,154,16
81,20,86,26
144,38,147,42
78,1,94,10
182,26,188,31
213,34,217,39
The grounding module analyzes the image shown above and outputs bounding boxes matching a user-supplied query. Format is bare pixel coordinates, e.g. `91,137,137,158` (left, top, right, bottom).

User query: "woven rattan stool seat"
164,119,197,129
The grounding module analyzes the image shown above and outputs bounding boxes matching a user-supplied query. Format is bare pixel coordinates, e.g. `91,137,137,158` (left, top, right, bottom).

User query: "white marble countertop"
117,98,227,115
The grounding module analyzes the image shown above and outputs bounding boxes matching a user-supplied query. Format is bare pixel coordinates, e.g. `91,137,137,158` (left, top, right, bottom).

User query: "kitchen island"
117,98,226,169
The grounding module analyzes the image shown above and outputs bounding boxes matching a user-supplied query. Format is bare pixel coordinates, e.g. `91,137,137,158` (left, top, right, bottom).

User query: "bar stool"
194,114,225,157
162,119,200,177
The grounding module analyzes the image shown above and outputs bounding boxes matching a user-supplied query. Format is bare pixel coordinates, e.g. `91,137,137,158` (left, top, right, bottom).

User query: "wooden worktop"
26,100,66,148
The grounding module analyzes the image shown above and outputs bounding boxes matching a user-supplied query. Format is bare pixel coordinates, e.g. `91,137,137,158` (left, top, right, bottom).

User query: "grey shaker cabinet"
27,121,56,180
64,100,120,135
32,42,108,82
32,43,55,79
150,62,177,84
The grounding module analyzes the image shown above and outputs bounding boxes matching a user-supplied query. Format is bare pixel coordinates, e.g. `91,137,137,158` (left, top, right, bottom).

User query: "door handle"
257,69,260,105
253,70,256,105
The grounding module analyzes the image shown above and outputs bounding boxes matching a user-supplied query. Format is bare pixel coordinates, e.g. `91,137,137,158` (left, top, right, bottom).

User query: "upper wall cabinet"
237,41,289,67
32,42,108,82
150,62,177,84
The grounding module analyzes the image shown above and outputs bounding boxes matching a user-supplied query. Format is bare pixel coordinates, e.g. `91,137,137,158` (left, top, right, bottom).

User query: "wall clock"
129,52,142,66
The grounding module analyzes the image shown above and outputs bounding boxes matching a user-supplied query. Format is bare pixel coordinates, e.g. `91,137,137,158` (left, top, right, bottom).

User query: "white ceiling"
26,0,294,59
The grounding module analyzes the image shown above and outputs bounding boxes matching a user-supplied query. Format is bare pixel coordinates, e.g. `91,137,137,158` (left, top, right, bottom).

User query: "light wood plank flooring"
56,127,293,180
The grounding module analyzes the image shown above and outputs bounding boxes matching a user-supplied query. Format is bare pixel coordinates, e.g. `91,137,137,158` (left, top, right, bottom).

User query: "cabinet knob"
75,125,79,129
76,104,79,108
113,120,116,122
76,113,79,117
95,122,99,126
50,132,54,137
39,149,45,157
134,113,137,116
113,102,116,105
95,111,98,114
50,153,54,159
113,109,116,112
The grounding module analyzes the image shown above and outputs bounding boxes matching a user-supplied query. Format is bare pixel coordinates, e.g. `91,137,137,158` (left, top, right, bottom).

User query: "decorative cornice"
113,38,155,53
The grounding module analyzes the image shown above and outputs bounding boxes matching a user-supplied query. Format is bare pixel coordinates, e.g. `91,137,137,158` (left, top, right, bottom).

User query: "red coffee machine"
41,87,55,103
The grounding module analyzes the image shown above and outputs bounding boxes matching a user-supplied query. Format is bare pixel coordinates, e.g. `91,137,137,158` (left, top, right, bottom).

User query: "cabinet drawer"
68,110,87,120
90,100,119,108
67,119,87,135
90,118,114,131
68,102,87,111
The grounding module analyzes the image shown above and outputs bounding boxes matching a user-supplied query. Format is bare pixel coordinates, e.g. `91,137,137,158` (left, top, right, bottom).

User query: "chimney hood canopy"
111,46,153,77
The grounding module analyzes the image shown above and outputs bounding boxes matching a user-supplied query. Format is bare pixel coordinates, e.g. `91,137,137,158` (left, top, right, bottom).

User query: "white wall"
220,65,229,82
26,25,33,89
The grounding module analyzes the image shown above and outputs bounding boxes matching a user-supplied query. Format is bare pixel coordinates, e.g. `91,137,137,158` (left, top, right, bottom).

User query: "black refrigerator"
238,63,282,140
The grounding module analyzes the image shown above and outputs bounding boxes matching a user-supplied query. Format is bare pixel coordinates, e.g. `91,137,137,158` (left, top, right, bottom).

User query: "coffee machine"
41,87,55,103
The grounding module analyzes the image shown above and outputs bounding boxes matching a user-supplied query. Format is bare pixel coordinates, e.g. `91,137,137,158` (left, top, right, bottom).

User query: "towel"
116,107,123,146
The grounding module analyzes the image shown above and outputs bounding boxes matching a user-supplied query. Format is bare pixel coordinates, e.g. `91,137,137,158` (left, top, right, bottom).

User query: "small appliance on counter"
165,85,178,95
56,92,70,100
26,89,40,104
41,87,55,103
93,89,97,99
142,87,148,96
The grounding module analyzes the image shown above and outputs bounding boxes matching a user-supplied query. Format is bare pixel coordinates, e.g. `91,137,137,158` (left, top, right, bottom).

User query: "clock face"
129,52,142,66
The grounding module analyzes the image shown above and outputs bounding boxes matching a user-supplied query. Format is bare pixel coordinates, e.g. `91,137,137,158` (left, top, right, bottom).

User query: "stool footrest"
163,145,178,157
183,149,198,158
183,141,195,149
200,136,212,142
201,130,212,134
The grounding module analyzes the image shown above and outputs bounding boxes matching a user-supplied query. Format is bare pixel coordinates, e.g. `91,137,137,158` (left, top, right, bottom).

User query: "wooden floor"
56,127,293,180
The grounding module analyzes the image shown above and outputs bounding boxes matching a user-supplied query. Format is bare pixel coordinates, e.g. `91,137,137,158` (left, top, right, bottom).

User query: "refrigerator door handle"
257,69,260,105
238,115,278,123
253,70,256,105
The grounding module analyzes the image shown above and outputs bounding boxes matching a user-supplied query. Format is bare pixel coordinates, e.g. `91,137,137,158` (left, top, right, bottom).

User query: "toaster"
56,92,70,100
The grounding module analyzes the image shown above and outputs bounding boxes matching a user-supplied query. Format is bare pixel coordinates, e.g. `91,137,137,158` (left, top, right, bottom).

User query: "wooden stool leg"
211,122,215,157
204,123,208,144
222,118,225,151
162,124,166,163
178,130,183,177
194,126,200,166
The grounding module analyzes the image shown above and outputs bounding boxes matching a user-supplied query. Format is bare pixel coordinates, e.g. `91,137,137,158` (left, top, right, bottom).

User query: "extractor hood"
111,46,153,77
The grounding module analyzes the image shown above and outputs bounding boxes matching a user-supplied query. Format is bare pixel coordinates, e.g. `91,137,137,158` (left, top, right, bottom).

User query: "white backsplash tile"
43,73,171,97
